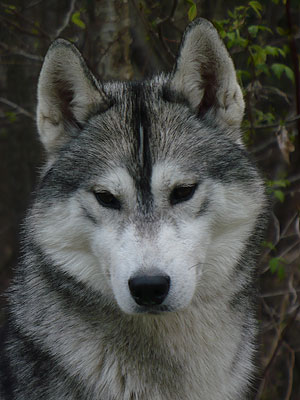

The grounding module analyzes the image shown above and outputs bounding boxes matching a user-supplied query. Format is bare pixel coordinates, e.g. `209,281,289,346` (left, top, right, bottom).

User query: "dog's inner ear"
37,39,110,155
169,19,245,140
56,83,80,130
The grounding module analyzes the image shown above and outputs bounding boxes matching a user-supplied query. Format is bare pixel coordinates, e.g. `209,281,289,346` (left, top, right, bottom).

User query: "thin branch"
252,114,300,131
51,0,76,39
157,0,178,25
277,239,300,260
156,1,179,63
286,0,300,162
23,0,46,10
0,97,35,120
281,212,299,238
261,288,300,298
283,341,295,400
288,172,300,183
157,25,176,62
0,14,47,39
249,137,276,155
260,305,300,381
0,42,43,62
7,7,52,39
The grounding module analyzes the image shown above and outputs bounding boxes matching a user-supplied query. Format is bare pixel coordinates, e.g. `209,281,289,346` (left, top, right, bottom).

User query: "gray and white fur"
0,18,267,400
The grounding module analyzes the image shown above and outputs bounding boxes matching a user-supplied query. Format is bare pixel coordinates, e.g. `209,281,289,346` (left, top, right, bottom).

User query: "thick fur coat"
0,19,267,400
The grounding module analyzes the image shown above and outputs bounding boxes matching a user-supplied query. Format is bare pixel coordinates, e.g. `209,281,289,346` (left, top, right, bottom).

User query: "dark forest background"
0,0,299,398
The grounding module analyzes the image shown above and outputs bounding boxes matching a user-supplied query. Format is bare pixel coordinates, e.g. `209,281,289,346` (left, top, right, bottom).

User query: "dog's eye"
94,191,121,210
170,185,197,205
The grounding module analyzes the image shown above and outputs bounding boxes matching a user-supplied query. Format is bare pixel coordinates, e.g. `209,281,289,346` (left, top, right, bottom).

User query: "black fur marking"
229,315,256,376
4,316,85,399
0,323,14,400
162,85,190,108
204,142,259,183
80,206,97,225
28,244,115,316
38,166,79,199
82,96,116,123
196,197,210,217
231,210,268,279
229,283,257,312
130,83,153,212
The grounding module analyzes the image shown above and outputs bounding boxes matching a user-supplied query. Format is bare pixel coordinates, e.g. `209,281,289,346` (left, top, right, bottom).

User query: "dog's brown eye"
94,191,121,210
170,185,197,205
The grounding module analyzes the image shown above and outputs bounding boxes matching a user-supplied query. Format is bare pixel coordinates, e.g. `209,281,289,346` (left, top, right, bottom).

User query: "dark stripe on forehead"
130,83,153,211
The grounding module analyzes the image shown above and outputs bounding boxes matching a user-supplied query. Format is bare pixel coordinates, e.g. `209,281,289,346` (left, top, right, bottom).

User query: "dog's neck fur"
12,243,253,400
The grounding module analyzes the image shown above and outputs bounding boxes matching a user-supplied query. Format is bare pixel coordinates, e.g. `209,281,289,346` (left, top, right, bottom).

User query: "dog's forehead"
91,80,203,163
82,80,241,185
76,81,206,209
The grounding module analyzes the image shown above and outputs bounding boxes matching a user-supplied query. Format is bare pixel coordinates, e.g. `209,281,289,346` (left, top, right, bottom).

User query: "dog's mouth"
134,304,173,315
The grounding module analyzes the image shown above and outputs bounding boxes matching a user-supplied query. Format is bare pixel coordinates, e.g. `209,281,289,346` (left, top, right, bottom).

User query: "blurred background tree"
0,0,299,398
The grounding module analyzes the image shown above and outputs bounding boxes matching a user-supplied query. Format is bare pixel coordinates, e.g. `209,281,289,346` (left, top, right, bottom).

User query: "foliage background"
0,0,299,398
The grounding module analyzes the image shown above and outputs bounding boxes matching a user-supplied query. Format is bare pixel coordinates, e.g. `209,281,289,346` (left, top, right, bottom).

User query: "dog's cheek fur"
201,181,266,293
30,196,114,299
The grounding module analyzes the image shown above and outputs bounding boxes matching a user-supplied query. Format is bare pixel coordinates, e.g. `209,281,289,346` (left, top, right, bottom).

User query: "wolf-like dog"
0,18,267,400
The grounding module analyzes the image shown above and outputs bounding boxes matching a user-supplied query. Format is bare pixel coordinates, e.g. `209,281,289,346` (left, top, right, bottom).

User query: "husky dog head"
33,19,265,315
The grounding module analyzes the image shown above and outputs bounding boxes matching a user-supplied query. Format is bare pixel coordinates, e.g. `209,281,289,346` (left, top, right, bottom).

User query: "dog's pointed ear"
170,19,244,138
37,39,110,154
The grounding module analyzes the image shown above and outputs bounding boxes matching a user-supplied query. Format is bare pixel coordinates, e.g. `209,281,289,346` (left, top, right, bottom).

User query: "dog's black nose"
128,275,170,306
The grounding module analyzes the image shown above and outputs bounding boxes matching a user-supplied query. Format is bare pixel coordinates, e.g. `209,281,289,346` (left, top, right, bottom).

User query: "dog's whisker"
188,262,214,271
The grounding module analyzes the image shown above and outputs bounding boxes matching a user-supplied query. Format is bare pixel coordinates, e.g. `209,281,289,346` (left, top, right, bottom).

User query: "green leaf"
264,45,285,58
271,63,294,82
151,18,158,28
278,48,286,57
256,63,270,76
249,45,267,66
227,30,248,48
278,265,286,280
271,63,285,79
265,45,279,56
188,3,197,21
236,36,249,48
259,26,273,34
0,128,8,138
248,1,263,17
269,257,286,279
276,26,288,36
5,5,16,14
5,111,17,123
262,241,276,251
269,257,280,273
236,69,251,82
213,20,228,38
282,45,290,55
219,30,227,39
255,110,275,124
248,25,259,37
274,190,285,202
284,65,295,82
267,179,290,188
248,25,272,38
71,11,86,29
